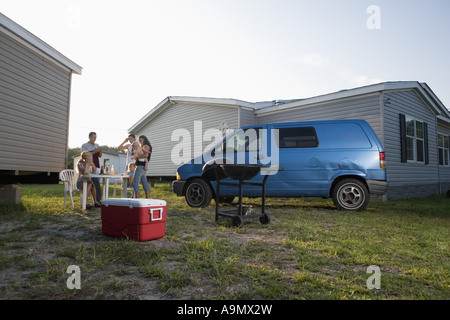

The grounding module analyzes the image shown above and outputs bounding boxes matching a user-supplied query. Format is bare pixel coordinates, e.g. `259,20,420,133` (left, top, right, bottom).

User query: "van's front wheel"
185,179,212,208
332,179,369,211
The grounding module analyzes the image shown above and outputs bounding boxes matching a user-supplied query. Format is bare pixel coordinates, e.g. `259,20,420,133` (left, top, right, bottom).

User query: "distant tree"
68,147,81,169
101,145,125,153
67,146,124,169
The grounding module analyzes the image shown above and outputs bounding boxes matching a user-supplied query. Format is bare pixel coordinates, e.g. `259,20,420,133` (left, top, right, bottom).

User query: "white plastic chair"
59,169,79,208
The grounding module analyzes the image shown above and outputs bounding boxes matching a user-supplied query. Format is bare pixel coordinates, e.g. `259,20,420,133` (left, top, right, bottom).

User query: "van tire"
185,179,212,208
332,179,369,211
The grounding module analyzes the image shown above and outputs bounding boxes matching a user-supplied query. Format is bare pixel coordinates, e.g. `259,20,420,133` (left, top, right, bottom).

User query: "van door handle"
254,155,265,160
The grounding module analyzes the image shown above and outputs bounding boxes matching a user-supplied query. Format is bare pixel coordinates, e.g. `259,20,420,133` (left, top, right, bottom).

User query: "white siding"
0,30,71,173
437,121,450,189
257,93,383,140
134,102,239,177
74,152,127,175
239,107,257,127
383,90,439,187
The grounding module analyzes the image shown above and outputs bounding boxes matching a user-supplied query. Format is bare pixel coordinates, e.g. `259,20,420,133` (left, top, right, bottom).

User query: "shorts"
77,179,91,189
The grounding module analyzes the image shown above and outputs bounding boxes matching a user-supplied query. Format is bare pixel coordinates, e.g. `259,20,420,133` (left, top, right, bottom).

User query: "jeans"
92,178,102,202
77,178,100,202
132,165,150,194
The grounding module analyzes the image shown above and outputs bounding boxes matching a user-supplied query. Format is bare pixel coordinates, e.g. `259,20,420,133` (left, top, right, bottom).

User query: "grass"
0,183,449,300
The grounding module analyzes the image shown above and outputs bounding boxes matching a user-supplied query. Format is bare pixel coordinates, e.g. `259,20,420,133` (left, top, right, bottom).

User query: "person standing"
81,132,102,203
132,135,152,198
118,134,136,169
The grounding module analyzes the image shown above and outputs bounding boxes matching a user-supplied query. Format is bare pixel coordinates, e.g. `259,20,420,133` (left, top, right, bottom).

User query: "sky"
2,0,450,148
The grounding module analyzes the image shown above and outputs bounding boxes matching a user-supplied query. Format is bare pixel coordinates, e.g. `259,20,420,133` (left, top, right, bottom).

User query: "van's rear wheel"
185,179,212,208
332,179,369,211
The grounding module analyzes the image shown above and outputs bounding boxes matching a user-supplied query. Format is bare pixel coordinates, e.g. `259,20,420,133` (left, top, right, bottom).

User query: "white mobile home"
128,96,272,177
0,13,82,183
129,81,450,199
73,151,128,175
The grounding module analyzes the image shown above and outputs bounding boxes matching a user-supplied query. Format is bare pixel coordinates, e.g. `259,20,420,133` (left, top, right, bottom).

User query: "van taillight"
379,152,386,169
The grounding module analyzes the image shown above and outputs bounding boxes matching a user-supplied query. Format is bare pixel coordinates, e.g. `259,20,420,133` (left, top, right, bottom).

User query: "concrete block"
0,184,22,204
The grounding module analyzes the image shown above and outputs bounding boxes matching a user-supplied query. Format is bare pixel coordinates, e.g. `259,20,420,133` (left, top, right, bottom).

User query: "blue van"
172,119,388,211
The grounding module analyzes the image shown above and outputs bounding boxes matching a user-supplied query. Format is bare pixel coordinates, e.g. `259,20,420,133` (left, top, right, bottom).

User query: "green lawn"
0,183,448,300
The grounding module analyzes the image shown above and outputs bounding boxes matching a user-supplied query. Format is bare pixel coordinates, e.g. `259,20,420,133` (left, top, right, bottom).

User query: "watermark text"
367,5,381,30
66,265,81,289
366,265,381,289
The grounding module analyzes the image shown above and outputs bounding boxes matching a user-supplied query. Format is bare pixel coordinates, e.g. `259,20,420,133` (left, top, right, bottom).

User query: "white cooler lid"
101,198,166,207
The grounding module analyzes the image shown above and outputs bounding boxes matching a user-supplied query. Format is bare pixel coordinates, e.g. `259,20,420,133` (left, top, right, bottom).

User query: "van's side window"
277,127,319,148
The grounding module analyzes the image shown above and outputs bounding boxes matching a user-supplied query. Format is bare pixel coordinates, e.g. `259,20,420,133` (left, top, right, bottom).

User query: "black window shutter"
399,113,407,163
424,122,429,164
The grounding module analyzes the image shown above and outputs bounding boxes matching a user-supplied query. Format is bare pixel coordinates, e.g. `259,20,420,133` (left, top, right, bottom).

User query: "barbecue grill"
201,162,271,226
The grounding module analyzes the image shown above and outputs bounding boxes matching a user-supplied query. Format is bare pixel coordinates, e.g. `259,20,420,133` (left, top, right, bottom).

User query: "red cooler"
101,198,167,241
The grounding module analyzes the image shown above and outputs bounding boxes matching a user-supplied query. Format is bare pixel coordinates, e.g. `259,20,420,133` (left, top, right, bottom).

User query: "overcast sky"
2,0,450,148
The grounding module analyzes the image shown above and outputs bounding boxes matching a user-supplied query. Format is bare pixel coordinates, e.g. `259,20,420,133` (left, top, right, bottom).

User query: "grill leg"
215,168,220,221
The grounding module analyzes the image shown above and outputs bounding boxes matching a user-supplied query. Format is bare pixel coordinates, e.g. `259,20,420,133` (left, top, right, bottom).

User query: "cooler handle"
149,208,163,221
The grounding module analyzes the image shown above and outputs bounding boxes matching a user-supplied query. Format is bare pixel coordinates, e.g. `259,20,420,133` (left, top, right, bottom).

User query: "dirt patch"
0,207,294,299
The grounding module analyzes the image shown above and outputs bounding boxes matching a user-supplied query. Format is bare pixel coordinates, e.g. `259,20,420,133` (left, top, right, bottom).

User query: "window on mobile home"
406,116,425,163
438,133,449,166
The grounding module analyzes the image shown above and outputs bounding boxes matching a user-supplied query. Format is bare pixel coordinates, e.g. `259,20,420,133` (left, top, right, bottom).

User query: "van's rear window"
277,127,318,148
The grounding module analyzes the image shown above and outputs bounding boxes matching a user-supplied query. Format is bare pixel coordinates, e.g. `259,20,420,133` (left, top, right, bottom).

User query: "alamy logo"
171,121,280,174
66,265,81,290
367,5,381,30
366,265,381,290
66,5,82,30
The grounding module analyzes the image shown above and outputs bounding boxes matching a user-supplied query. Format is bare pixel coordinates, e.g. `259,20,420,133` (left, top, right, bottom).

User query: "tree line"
67,146,124,169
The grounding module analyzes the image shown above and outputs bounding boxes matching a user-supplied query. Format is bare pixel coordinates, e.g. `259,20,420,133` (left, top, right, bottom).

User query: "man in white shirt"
81,132,102,203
